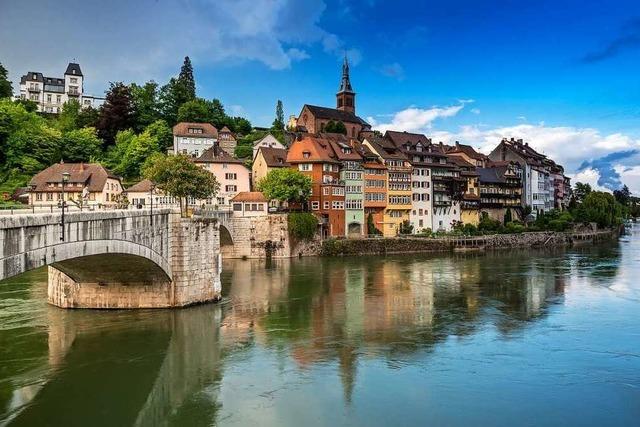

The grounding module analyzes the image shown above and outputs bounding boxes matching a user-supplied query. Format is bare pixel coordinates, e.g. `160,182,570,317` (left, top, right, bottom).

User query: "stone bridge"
0,209,221,309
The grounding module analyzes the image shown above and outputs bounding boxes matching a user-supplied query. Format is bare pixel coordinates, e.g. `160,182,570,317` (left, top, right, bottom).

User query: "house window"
323,187,330,195
303,152,310,159
299,164,311,171
323,201,330,210
311,201,320,210
233,203,242,211
225,173,237,180
225,185,237,192
332,201,344,210
47,94,52,103
36,193,42,201
46,193,53,201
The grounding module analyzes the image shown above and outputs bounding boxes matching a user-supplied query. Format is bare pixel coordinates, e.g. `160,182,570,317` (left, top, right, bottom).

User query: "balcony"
67,90,80,96
433,200,452,207
28,87,41,93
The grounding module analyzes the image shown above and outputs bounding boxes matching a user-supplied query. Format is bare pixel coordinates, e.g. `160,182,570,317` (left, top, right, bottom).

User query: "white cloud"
429,123,640,174
618,166,640,194
568,168,608,191
470,108,481,115
0,0,358,94
372,102,468,133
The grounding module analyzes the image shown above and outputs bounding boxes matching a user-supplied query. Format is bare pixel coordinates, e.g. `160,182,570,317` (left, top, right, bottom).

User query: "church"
295,57,372,139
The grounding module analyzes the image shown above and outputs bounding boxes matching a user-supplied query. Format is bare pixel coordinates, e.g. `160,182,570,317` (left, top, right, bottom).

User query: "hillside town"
11,57,578,238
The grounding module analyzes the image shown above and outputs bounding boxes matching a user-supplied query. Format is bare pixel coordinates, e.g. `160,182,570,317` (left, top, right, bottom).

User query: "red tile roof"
231,192,267,202
29,162,120,193
173,122,218,138
287,136,340,164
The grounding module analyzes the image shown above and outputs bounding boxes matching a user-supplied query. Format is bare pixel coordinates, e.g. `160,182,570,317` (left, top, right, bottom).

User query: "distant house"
172,122,218,158
194,143,250,207
28,162,123,207
218,126,237,155
124,179,178,208
252,134,286,160
252,146,290,187
231,192,269,217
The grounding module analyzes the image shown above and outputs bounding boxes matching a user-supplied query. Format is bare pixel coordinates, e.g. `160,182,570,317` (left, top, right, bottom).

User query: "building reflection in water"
2,242,626,425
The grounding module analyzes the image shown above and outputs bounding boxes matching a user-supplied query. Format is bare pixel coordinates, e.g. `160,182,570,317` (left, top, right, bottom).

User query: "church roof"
303,104,370,127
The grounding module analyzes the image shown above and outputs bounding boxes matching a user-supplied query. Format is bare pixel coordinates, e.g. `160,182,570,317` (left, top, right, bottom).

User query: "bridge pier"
1,209,222,309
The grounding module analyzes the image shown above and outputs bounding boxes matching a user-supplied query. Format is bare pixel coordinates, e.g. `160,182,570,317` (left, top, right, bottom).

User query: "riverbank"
319,228,620,257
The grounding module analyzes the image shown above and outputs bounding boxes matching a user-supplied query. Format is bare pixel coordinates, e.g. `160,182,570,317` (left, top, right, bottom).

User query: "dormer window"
416,143,423,152
303,151,310,159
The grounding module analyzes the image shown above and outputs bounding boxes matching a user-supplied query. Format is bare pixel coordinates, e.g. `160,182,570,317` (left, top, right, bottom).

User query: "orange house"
353,141,387,235
287,136,345,238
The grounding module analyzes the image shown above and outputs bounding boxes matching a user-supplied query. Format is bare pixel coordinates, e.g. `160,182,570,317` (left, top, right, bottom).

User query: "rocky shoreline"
319,228,620,257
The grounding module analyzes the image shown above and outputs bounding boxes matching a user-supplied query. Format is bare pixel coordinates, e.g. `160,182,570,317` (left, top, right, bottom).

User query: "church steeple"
336,55,355,114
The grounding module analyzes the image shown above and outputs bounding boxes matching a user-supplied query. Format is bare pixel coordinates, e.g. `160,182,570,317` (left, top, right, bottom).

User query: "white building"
18,63,103,113
172,122,219,157
252,134,286,160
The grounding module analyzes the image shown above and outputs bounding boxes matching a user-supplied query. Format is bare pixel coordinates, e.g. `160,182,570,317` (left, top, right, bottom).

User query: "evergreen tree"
272,100,285,130
96,82,135,146
0,63,12,99
178,56,196,100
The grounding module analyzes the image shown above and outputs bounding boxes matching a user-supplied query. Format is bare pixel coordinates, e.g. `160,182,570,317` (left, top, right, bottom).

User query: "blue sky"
2,0,640,192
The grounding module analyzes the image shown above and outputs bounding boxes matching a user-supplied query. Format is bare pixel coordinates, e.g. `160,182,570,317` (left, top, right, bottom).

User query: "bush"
288,212,318,241
478,214,503,233
234,144,253,159
505,221,526,233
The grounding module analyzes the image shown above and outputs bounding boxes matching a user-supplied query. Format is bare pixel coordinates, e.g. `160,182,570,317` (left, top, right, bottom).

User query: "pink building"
194,143,250,208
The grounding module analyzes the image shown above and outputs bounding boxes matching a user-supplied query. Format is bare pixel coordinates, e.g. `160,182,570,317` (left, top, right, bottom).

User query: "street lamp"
150,182,156,226
60,172,70,241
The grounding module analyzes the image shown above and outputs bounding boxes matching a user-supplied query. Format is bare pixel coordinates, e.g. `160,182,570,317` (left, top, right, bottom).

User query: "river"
1,227,639,426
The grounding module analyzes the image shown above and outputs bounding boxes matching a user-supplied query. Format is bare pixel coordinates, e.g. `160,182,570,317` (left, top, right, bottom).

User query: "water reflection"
0,236,634,426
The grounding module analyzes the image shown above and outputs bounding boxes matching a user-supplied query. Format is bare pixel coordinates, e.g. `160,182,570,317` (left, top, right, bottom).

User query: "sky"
1,0,640,193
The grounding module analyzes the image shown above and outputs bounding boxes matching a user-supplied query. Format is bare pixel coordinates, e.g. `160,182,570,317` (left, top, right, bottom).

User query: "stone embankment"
320,229,619,257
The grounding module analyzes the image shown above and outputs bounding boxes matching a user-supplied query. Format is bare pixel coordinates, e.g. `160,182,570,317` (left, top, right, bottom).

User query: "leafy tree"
0,63,13,98
288,212,318,241
208,99,227,128
573,182,592,204
77,106,99,129
272,100,285,130
613,185,631,206
333,121,347,135
13,99,38,112
96,82,135,146
144,119,173,152
257,168,312,205
60,127,102,162
234,144,252,159
177,98,213,123
142,153,219,216
178,56,196,100
108,129,161,180
231,116,252,135
574,191,623,228
57,99,82,132
130,81,160,131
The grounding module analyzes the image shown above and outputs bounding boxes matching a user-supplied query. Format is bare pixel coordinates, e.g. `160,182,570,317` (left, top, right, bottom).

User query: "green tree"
177,98,214,123
0,63,13,98
575,191,623,228
573,182,592,204
231,116,252,135
367,212,381,235
142,153,219,216
333,121,347,135
272,100,284,130
13,99,38,112
323,120,347,135
108,129,161,180
60,127,102,162
613,185,631,206
257,168,312,205
144,119,173,152
96,82,135,146
57,99,82,132
130,81,160,132
399,220,414,235
77,106,100,128
178,56,196,100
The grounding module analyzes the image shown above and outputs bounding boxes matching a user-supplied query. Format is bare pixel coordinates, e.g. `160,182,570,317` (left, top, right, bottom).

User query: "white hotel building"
18,63,103,113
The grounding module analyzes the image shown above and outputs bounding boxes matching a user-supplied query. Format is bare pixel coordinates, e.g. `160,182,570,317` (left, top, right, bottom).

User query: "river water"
1,228,639,426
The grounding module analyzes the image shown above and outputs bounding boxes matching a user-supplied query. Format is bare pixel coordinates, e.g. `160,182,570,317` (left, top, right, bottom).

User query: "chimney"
80,162,85,171
213,140,219,157
455,141,460,148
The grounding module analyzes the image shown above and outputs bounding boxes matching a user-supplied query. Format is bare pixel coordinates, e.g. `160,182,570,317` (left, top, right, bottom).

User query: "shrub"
234,144,253,159
478,214,503,233
288,212,318,241
505,221,526,233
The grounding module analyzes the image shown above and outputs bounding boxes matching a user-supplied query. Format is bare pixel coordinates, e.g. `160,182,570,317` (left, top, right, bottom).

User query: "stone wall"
320,229,619,257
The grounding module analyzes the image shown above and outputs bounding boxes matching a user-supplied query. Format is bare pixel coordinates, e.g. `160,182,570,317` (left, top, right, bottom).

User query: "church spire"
336,54,356,113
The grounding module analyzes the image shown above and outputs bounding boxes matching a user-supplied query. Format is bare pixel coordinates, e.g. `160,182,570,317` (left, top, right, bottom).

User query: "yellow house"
251,146,290,189
363,137,412,236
